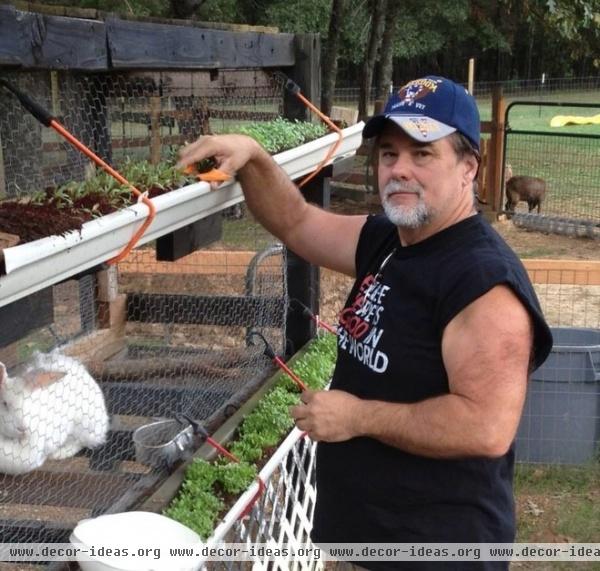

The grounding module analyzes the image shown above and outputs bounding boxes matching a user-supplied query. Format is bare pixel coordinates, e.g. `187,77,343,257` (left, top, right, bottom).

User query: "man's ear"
463,153,480,187
370,141,380,195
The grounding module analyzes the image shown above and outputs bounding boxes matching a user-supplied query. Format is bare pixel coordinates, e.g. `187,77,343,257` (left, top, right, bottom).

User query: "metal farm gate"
502,101,600,236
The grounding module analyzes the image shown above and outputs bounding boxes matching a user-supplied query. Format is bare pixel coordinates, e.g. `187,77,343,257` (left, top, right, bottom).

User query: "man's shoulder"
456,215,522,265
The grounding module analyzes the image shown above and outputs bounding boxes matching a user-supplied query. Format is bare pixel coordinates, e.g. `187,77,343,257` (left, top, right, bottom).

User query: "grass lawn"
514,463,599,570
480,95,600,222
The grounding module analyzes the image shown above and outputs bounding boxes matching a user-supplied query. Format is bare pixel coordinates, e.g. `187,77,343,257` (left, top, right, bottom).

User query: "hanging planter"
0,122,364,308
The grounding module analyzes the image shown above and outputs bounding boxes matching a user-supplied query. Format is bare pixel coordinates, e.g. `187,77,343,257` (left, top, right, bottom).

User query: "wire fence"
0,68,290,551
503,101,600,229
333,76,600,120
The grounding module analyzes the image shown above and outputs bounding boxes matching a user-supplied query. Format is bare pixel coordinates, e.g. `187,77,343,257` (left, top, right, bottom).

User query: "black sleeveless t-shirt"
311,214,552,570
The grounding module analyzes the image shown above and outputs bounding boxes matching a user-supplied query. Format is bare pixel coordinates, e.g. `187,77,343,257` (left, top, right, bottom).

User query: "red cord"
239,477,266,519
295,92,344,188
313,314,337,334
273,356,308,391
206,436,240,464
50,120,156,265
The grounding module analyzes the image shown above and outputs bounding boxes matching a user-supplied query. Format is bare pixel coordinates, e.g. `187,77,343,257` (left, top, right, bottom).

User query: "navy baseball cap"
363,76,480,152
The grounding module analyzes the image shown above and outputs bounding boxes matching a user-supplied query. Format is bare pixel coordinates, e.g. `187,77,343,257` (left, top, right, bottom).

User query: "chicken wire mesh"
0,68,294,550
0,68,284,200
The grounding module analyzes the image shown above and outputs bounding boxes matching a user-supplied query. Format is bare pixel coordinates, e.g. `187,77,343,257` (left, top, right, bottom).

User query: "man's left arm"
291,284,533,458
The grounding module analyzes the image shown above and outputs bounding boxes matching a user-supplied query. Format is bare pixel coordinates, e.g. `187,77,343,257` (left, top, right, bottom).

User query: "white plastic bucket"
70,511,202,571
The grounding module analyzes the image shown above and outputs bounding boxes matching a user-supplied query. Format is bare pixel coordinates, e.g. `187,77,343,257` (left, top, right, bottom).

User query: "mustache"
383,180,423,198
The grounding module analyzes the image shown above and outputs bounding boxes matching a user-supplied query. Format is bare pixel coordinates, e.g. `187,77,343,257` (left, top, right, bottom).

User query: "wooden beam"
0,5,32,66
522,259,600,285
106,17,295,69
0,287,53,349
0,7,293,71
155,213,223,262
0,5,107,69
283,33,321,122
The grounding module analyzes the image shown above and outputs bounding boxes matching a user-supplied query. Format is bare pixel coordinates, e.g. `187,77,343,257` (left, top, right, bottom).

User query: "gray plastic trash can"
515,327,600,464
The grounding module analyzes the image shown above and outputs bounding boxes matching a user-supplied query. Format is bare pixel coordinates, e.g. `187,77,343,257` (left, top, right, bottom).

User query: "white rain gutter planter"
0,122,364,308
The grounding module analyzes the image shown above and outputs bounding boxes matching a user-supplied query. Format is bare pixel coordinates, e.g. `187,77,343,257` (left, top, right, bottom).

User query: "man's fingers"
290,403,307,420
176,136,214,168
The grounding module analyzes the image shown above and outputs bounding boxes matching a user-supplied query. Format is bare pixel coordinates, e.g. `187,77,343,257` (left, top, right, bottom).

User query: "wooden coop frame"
0,3,330,354
0,5,350,563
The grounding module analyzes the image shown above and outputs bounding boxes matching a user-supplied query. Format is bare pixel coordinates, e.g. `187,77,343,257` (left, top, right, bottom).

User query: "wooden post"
468,58,475,94
149,95,162,164
283,32,323,356
285,168,331,357
476,138,488,202
50,71,60,116
373,99,386,115
283,33,321,122
486,86,506,212
0,131,5,199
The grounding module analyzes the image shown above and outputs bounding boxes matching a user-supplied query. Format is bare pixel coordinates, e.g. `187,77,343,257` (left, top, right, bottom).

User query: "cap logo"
392,78,443,110
402,117,441,139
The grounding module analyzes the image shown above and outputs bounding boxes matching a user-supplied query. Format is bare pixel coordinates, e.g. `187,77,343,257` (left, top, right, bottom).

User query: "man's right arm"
178,134,366,277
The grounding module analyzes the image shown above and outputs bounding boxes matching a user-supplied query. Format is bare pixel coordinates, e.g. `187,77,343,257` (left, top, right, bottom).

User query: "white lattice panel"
208,429,323,570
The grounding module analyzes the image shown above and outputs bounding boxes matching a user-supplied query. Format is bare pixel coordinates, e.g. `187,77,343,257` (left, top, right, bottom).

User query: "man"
178,76,552,569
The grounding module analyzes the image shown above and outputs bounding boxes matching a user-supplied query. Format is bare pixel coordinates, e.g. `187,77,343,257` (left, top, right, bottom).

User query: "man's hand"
178,132,365,277
290,389,363,442
177,134,263,187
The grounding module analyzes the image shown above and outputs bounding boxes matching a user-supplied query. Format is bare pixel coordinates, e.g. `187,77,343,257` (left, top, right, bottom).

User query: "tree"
375,2,401,100
169,0,206,19
358,0,388,119
321,0,347,115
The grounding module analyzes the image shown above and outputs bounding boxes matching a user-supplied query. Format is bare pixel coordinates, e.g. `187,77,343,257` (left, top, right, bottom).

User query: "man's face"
377,123,476,230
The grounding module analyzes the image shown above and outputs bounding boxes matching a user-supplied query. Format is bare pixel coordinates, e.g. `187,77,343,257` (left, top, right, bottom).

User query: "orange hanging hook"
274,73,344,188
0,78,156,265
